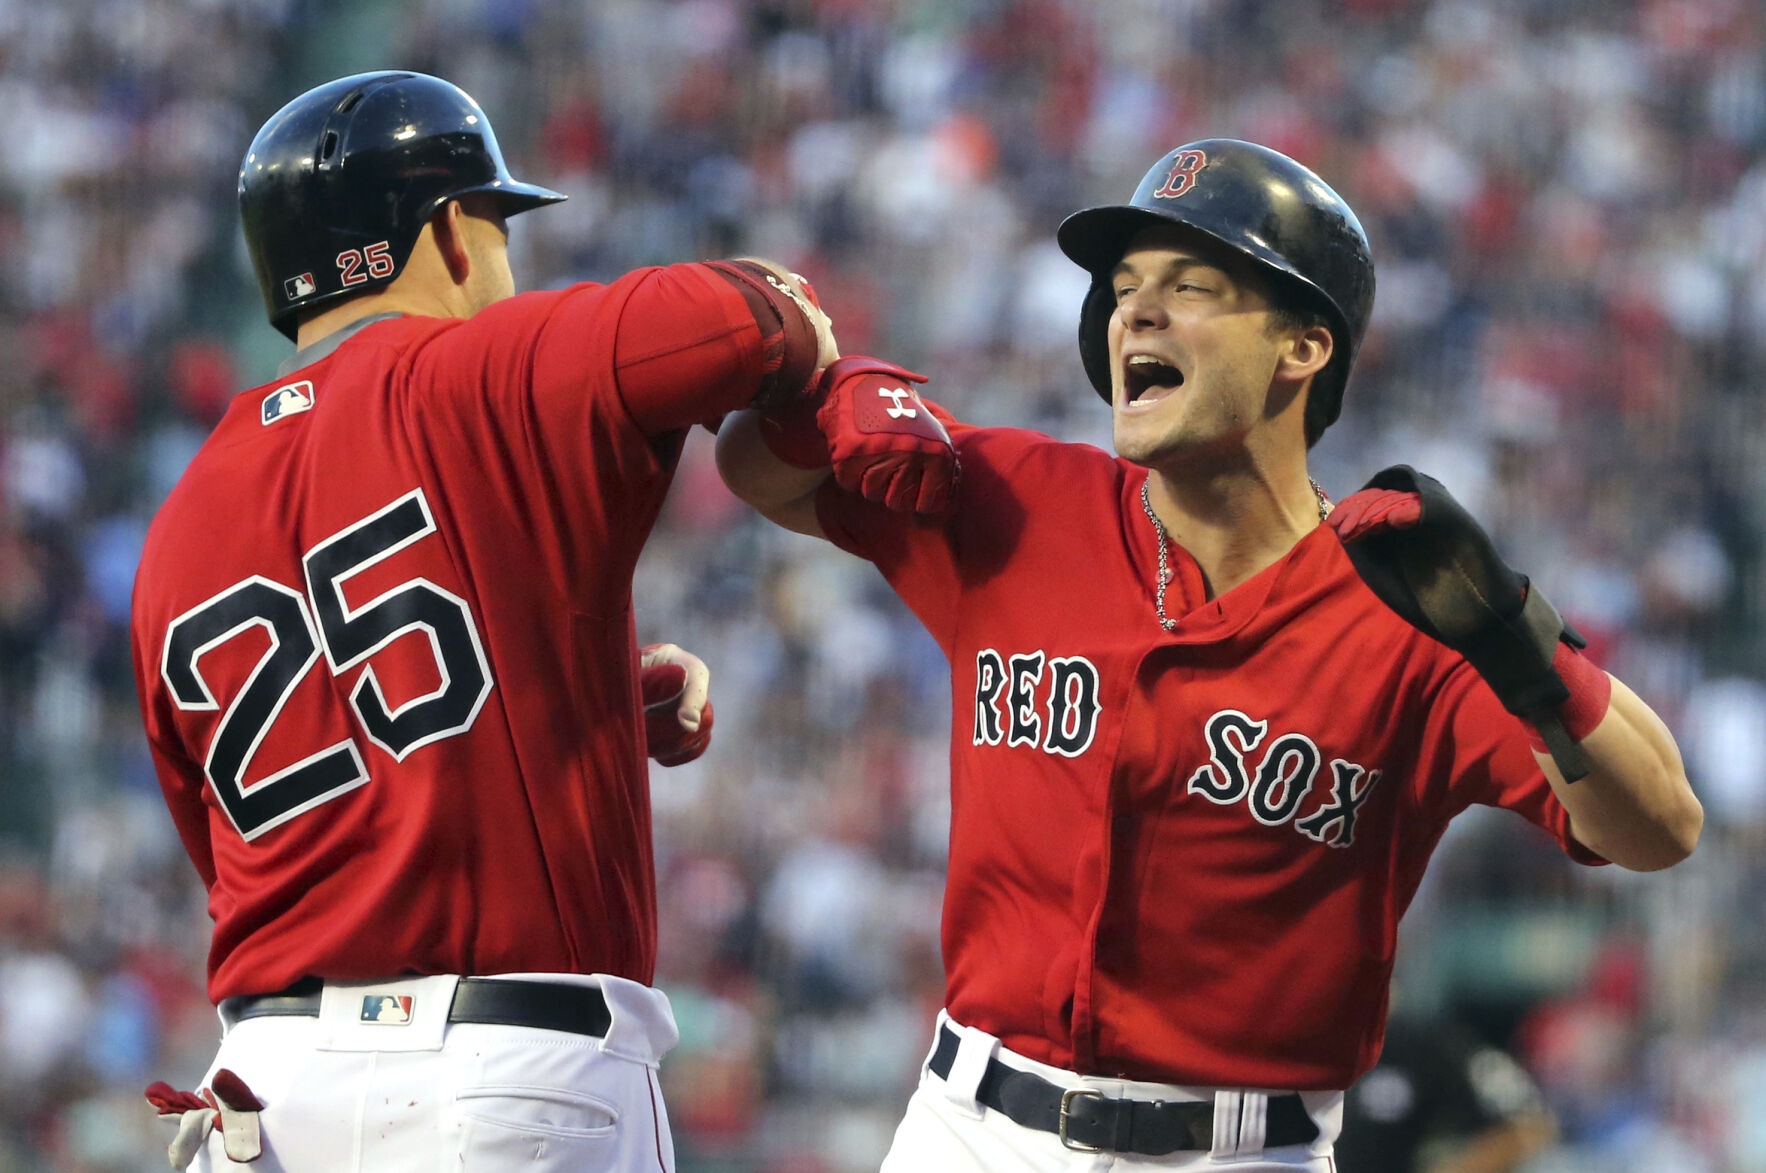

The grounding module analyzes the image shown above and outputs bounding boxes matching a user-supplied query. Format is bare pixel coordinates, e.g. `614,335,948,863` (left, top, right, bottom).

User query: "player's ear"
432,199,473,287
1274,323,1332,386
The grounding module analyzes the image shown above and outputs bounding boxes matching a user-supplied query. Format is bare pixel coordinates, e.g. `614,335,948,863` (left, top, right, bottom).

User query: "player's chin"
1112,411,1181,466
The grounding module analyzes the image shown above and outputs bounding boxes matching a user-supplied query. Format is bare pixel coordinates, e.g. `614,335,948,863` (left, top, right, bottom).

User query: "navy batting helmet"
240,71,566,340
1057,140,1374,441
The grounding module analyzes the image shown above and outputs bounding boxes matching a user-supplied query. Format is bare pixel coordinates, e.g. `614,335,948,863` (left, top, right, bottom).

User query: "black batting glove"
1325,465,1592,781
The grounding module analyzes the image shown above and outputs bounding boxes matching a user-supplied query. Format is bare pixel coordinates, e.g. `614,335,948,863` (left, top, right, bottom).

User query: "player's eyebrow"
1111,254,1225,283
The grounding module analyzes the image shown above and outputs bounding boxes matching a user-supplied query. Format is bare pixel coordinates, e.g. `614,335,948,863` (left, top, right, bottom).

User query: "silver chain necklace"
1139,478,1331,632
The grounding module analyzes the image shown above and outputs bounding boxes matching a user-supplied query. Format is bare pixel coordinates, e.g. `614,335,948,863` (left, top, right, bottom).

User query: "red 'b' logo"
1153,149,1208,199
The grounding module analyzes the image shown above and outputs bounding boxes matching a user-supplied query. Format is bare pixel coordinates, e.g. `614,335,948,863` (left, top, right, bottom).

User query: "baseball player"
714,139,1702,1171
129,71,955,1172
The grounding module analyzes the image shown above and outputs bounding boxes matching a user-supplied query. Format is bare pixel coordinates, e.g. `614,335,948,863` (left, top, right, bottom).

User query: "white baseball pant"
181,972,678,1173
880,1011,1341,1172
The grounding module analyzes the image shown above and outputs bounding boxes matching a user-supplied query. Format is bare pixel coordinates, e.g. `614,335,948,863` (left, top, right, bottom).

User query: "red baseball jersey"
817,426,1603,1091
133,264,766,1001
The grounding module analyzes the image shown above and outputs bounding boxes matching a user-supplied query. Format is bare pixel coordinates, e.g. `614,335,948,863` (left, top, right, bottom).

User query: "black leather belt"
220,977,612,1038
928,1024,1318,1155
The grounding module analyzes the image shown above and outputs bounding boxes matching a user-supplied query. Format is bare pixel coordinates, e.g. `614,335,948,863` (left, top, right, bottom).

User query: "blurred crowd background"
1,0,1763,1169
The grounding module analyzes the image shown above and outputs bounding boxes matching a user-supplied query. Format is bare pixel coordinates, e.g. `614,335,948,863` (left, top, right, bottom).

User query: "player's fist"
761,357,959,514
1327,465,1594,779
641,643,714,767
821,358,958,513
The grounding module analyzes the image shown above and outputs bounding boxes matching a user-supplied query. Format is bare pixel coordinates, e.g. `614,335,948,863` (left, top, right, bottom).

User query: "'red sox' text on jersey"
816,425,1603,1092
132,264,770,1002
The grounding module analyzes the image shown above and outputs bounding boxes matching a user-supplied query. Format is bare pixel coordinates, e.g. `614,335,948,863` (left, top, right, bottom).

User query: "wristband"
1524,642,1612,755
702,261,821,410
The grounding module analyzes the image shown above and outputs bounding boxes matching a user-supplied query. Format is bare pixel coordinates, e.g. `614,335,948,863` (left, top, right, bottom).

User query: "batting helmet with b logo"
1057,140,1375,443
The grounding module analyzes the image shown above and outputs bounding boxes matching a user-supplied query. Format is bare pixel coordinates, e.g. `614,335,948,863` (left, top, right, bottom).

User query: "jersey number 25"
160,489,492,841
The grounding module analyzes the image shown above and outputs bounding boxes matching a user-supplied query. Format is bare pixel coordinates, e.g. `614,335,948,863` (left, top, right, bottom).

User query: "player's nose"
1116,283,1170,333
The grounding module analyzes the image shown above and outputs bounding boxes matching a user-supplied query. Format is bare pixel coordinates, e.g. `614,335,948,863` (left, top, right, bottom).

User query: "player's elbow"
1648,785,1703,870
714,410,829,536
1606,780,1703,872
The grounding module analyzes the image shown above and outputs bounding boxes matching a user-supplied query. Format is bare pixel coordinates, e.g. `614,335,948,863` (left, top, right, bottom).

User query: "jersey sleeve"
1417,657,1607,865
816,477,964,655
608,263,776,433
813,424,1058,659
814,422,1018,656
407,264,767,441
397,270,768,608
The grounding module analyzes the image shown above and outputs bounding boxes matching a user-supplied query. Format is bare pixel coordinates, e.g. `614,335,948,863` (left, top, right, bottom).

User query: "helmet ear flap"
1078,277,1115,403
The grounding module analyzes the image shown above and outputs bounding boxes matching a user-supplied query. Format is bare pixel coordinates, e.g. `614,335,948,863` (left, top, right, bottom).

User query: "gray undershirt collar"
276,312,406,377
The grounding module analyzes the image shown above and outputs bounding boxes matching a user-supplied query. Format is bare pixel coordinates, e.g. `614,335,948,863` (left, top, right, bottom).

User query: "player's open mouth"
1123,354,1185,406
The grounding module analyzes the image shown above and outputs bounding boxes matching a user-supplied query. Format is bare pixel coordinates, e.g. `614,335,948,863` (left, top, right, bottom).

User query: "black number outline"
159,489,493,840
160,576,369,841
302,489,493,762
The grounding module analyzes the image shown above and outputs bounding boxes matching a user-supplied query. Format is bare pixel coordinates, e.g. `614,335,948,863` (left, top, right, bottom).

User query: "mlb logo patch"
284,272,316,300
262,380,314,425
360,994,414,1024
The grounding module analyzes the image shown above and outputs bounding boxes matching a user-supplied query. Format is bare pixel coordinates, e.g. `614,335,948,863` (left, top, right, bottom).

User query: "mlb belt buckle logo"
360,994,414,1024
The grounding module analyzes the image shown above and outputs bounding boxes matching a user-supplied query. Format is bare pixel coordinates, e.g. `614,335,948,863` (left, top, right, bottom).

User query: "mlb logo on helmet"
261,380,315,425
360,994,414,1024
284,272,316,300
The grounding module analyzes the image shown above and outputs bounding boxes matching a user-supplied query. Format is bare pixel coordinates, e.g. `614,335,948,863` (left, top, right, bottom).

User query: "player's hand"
641,643,714,766
146,1068,264,1168
819,358,958,513
1325,465,1594,779
760,357,959,514
1319,487,1421,540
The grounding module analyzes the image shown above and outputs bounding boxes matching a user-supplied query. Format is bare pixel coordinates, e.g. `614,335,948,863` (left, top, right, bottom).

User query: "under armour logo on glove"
758,355,960,514
146,1068,265,1168
879,386,918,419
820,357,958,513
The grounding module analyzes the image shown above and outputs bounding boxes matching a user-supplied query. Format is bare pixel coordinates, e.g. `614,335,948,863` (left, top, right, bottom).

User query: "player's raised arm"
609,259,835,436
716,355,961,537
1326,467,1702,871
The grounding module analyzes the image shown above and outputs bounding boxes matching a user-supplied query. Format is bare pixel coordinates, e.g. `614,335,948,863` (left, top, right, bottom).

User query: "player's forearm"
1538,675,1701,871
715,408,830,537
614,260,832,436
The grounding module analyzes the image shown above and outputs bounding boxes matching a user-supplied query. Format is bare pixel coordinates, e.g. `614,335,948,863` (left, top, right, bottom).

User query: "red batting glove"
641,643,714,766
760,357,959,514
1322,487,1422,540
916,394,961,432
